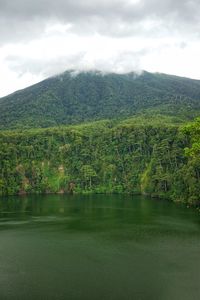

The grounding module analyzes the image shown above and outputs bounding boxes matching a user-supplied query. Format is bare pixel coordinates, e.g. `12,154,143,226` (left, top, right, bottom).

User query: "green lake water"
0,194,200,300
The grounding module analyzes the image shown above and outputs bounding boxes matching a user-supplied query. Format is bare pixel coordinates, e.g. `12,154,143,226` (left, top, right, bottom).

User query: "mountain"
1,70,200,130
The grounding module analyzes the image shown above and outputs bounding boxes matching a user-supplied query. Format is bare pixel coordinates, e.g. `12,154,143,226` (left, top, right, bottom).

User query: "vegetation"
1,71,200,130
0,71,199,205
0,117,199,206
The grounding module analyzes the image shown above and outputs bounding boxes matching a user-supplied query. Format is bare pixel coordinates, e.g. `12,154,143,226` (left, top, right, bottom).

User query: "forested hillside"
0,117,199,205
1,71,200,130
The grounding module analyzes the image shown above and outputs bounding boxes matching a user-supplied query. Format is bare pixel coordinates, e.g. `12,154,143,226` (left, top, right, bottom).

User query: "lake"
0,194,200,300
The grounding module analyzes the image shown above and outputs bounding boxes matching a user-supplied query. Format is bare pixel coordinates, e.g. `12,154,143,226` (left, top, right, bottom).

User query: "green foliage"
179,118,200,204
1,71,200,130
0,117,199,205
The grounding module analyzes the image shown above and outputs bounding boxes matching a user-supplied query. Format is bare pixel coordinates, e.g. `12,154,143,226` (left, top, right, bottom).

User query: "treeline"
0,117,199,205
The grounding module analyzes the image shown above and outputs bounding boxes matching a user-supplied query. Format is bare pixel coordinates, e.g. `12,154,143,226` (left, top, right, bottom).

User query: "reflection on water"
0,194,200,300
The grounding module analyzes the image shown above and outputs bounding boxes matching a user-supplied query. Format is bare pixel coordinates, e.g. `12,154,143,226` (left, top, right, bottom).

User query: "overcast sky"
0,0,200,97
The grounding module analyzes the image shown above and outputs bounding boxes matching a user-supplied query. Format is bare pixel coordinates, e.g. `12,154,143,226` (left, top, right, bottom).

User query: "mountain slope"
1,70,200,130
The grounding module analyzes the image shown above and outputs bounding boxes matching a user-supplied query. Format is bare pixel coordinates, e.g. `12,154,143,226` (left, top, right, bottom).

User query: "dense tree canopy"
0,71,200,130
0,71,200,205
0,117,199,206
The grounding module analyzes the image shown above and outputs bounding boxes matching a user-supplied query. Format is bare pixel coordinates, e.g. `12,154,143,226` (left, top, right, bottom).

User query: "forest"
0,116,199,206
1,71,200,130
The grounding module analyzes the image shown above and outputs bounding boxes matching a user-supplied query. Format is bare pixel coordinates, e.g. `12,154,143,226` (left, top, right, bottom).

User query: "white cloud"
0,0,200,97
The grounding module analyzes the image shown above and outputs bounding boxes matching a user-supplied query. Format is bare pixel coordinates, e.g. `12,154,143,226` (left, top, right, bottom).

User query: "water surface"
0,194,200,300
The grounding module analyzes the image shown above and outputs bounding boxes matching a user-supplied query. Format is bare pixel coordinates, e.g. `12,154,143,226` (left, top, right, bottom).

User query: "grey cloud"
1,0,198,21
0,0,200,44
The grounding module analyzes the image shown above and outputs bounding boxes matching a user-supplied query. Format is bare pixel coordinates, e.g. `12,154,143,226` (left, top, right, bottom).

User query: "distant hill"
0,70,200,130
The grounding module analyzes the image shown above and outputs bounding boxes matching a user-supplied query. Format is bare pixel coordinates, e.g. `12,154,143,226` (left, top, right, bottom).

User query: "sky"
0,0,200,97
